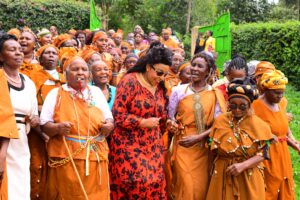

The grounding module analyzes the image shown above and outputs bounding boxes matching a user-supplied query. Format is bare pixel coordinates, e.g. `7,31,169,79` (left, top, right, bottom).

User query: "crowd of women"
0,24,299,200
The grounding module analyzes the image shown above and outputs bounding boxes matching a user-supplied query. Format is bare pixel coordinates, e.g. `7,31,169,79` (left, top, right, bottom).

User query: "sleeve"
40,88,58,125
214,101,222,119
257,140,271,160
92,86,113,120
112,75,143,130
168,86,179,120
27,78,39,116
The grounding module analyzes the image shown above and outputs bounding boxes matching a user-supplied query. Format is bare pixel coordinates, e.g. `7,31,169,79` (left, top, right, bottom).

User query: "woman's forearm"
0,138,10,170
242,155,264,170
41,122,59,137
197,128,211,142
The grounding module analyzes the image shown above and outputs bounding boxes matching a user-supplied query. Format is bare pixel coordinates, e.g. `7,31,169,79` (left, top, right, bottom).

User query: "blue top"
107,85,116,110
89,82,116,110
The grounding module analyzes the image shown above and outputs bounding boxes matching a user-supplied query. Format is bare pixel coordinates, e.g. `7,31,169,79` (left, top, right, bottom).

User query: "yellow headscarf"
260,70,288,90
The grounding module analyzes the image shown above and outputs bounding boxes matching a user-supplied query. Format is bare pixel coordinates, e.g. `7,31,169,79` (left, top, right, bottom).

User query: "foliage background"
231,21,300,90
0,0,300,198
0,0,90,32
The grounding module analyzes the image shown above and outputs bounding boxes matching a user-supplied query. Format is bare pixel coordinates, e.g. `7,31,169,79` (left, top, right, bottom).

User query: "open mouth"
76,77,85,81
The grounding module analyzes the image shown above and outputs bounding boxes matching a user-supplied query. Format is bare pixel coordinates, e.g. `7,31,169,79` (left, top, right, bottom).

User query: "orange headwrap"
35,44,59,59
68,29,77,36
62,56,85,72
53,34,73,48
255,61,276,77
59,47,78,71
78,46,99,63
92,31,107,43
121,41,132,50
113,33,122,38
178,62,190,72
162,28,171,35
260,70,288,90
7,28,21,39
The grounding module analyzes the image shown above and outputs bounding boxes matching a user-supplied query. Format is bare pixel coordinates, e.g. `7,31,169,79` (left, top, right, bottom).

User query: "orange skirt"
46,159,109,200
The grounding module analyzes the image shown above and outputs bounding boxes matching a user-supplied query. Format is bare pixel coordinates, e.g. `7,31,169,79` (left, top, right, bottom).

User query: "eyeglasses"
229,103,248,111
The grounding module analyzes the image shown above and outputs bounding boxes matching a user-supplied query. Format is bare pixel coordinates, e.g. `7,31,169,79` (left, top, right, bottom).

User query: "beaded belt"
49,134,108,176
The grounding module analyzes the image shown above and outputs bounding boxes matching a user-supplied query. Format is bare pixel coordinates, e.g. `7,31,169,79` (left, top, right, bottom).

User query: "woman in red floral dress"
109,42,173,199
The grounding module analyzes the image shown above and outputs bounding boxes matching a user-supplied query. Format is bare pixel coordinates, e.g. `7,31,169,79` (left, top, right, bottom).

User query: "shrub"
0,0,91,33
231,21,300,89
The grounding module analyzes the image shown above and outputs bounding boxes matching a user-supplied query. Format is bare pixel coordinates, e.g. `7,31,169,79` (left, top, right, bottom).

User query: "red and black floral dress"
109,73,168,200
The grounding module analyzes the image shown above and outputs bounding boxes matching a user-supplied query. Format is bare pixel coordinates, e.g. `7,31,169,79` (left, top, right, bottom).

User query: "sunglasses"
229,103,248,111
154,68,168,77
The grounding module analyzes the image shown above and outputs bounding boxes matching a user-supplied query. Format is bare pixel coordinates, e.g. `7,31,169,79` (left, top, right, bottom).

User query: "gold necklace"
190,83,208,93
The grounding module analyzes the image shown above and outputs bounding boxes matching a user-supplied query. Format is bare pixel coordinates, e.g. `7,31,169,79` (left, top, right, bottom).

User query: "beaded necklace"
68,85,95,107
106,84,112,103
228,113,247,156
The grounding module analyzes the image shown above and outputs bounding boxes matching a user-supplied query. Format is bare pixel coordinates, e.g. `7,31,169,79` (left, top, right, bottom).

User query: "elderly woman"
252,70,300,200
109,42,172,199
0,33,39,200
207,79,273,200
168,52,226,200
40,56,114,199
29,44,65,198
91,61,116,110
78,46,102,67
165,52,184,95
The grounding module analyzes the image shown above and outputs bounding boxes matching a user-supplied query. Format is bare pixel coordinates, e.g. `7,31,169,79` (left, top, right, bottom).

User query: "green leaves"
0,0,90,32
232,21,300,89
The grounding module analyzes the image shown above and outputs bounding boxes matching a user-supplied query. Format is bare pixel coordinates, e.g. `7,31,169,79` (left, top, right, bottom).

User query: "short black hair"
191,51,217,77
0,33,17,52
227,54,248,76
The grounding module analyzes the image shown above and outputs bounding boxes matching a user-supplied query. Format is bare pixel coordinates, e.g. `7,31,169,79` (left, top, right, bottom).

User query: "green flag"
90,0,102,31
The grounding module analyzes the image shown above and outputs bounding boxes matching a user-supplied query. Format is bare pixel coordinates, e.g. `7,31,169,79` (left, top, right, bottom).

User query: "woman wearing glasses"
168,52,226,200
206,79,273,200
109,42,172,199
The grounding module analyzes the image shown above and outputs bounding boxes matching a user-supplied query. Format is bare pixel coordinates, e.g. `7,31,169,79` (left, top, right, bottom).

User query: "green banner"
90,0,102,31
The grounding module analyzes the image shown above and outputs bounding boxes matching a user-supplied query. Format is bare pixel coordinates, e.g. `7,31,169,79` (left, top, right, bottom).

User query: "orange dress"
45,87,109,200
207,112,273,200
164,70,180,97
0,69,19,200
28,69,65,199
161,38,179,49
252,98,295,200
170,85,226,200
